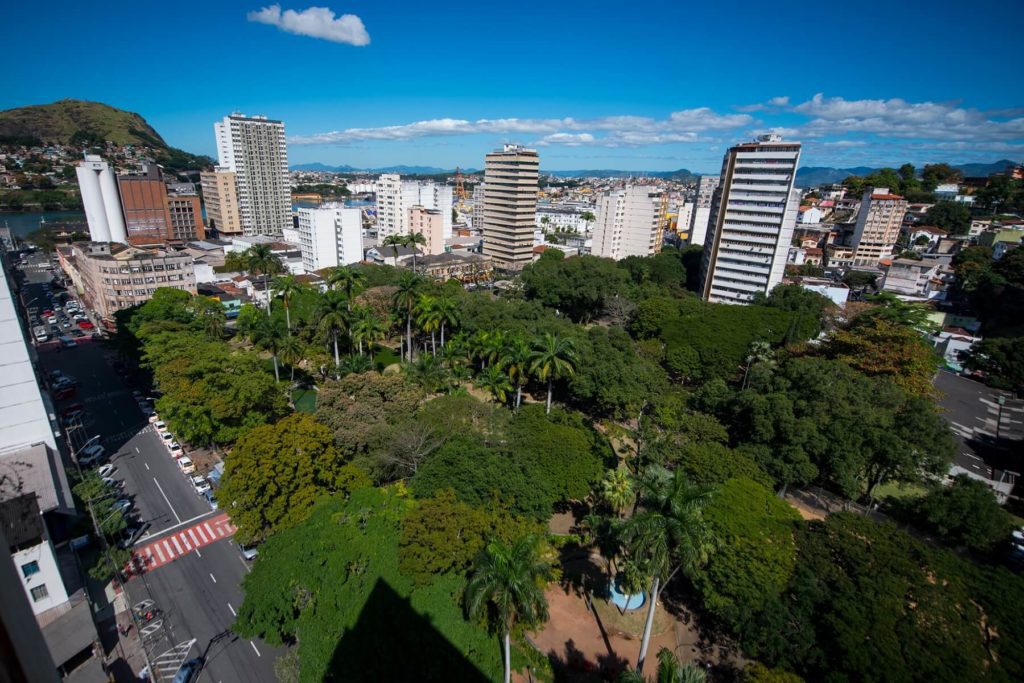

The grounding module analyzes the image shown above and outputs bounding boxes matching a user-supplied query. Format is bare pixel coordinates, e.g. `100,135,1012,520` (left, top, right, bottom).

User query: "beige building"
482,144,539,270
408,205,445,255
200,169,243,236
850,188,907,266
167,191,205,242
61,242,196,325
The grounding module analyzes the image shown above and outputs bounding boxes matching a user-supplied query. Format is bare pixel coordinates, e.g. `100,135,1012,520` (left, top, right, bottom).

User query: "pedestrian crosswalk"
128,513,237,575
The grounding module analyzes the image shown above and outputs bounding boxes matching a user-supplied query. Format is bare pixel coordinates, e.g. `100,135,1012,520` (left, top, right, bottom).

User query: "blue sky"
3,0,1023,172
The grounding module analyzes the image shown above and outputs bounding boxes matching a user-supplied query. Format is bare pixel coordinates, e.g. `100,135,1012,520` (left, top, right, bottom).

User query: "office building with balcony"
850,188,908,266
700,135,801,304
481,144,540,270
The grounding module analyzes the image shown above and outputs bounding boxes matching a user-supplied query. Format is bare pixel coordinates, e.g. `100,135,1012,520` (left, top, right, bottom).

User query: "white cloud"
535,133,596,147
767,96,790,107
247,4,370,45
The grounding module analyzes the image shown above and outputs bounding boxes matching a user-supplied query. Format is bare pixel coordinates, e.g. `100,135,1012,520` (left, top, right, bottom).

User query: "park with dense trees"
113,243,1024,681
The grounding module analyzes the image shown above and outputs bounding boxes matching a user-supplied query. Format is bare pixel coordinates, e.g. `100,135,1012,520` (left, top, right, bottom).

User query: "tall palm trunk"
358,339,364,356
406,312,413,362
440,322,446,348
285,303,291,331
516,385,523,411
272,354,280,382
431,331,436,357
502,630,511,683
546,378,553,414
332,331,340,368
636,576,660,674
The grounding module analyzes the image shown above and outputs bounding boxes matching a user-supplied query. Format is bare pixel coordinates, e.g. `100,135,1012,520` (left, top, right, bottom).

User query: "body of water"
2,211,87,238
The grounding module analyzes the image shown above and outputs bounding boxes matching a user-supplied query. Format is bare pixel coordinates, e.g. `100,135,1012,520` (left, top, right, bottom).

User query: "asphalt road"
935,369,1024,486
17,258,279,681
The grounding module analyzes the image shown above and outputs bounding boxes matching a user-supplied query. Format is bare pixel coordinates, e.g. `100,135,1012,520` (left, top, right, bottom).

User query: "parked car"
202,490,218,511
79,444,106,466
102,477,125,490
154,420,167,432
168,443,183,457
54,386,76,400
237,542,258,561
160,431,174,443
177,457,195,474
97,464,117,478
110,499,133,515
148,414,160,424
69,329,85,338
118,525,146,550
78,320,94,330
61,410,85,426
171,658,203,683
190,476,211,494
58,336,77,348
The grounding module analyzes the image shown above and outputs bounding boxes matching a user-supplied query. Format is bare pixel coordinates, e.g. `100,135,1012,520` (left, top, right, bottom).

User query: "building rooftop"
0,443,74,514
0,494,44,547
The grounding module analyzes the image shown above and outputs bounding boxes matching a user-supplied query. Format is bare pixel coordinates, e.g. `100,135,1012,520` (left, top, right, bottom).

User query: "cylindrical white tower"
99,166,127,243
75,160,111,242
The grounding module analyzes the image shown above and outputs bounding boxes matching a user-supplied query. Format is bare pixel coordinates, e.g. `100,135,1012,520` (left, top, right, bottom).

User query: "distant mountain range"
292,163,699,181
795,160,1018,187
291,163,479,175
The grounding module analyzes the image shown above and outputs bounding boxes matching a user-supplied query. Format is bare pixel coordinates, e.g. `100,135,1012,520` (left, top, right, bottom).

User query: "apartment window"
21,561,40,578
30,584,49,602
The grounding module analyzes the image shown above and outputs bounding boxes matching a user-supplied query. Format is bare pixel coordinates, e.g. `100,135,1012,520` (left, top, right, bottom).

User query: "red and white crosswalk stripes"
128,513,236,575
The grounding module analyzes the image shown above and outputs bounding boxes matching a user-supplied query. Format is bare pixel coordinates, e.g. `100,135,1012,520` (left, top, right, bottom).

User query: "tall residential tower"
700,135,801,304
482,144,539,270
850,188,908,266
214,114,290,236
591,185,665,261
688,175,720,246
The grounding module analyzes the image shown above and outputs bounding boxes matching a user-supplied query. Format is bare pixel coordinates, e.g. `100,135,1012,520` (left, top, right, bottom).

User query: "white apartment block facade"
536,204,593,234
676,201,694,238
482,145,540,270
214,114,291,236
591,186,664,260
700,135,801,304
376,174,453,240
688,175,720,246
850,188,908,266
295,205,363,272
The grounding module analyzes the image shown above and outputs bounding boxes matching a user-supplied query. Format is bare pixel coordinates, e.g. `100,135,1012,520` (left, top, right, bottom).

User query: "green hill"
0,99,212,172
0,99,165,147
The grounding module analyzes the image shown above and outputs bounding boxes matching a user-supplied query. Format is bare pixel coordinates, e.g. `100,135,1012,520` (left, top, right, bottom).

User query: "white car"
102,477,125,489
79,444,106,466
177,456,195,474
168,443,182,457
190,476,211,494
154,421,167,432
97,464,117,478
160,431,174,443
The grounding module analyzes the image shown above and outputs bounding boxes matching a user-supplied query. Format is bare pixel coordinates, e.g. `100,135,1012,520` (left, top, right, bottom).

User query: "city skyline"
2,1,1023,171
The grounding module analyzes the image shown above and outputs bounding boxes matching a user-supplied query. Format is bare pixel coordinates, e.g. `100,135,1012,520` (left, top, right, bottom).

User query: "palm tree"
381,234,405,265
404,231,427,273
615,647,707,683
392,271,423,363
315,289,349,371
529,333,577,414
476,365,513,404
465,535,556,683
351,306,386,359
415,294,441,356
600,468,635,519
249,316,286,382
406,354,451,394
338,354,372,376
502,335,532,411
272,274,304,331
618,467,713,674
278,334,305,382
478,330,506,371
246,243,284,278
326,265,366,312
434,293,460,348
580,210,596,234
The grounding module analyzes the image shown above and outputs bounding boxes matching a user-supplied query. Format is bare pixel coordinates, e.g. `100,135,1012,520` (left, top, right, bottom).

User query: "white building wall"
689,175,719,246
296,206,364,271
214,114,291,236
13,540,68,617
336,208,364,265
75,155,126,243
375,174,404,239
591,186,661,260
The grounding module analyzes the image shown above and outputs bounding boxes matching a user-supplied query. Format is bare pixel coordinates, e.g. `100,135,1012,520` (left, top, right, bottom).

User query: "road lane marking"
179,534,191,550
188,529,200,547
162,540,174,558
153,478,181,524
195,547,202,558
135,447,139,453
196,526,209,543
154,544,165,562
228,603,236,616
139,511,216,543
250,642,261,657
239,557,251,573
209,572,217,584
145,462,150,471
204,523,215,539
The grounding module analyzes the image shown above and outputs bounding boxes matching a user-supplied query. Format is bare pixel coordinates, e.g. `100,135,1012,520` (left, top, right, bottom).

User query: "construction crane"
454,167,471,213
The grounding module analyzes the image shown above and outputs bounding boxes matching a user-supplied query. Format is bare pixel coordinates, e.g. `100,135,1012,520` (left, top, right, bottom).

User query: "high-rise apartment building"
295,205,363,272
689,175,720,246
700,135,801,304
76,155,127,243
482,144,540,270
850,188,907,266
200,168,243,236
591,186,665,261
117,164,171,246
375,174,454,240
676,202,694,239
471,183,486,230
214,114,290,236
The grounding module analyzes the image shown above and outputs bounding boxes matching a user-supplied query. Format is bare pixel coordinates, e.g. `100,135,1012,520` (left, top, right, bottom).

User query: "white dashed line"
209,572,217,584
250,642,261,657
227,603,236,616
